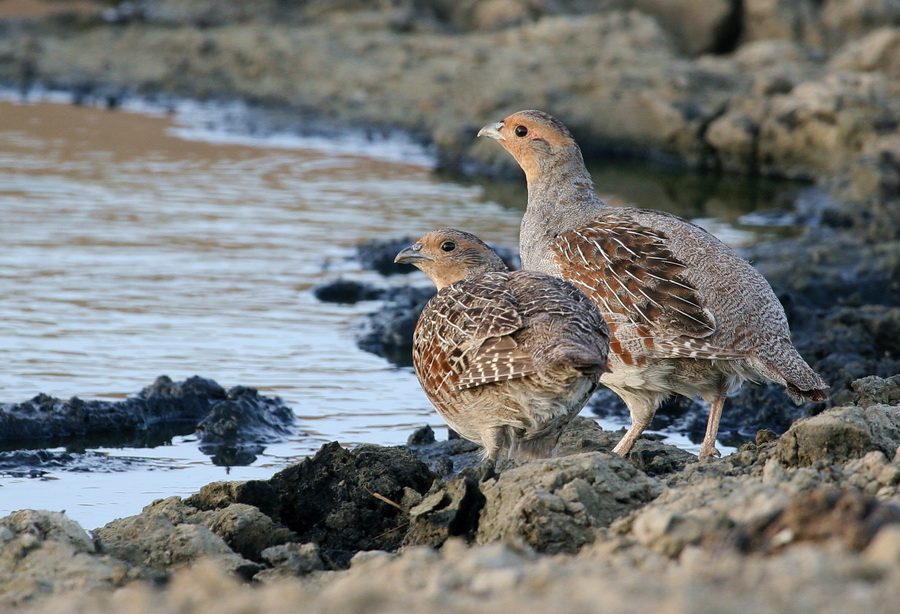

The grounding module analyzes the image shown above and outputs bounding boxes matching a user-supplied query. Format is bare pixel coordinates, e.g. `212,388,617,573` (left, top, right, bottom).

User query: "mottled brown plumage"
395,228,610,461
478,110,828,460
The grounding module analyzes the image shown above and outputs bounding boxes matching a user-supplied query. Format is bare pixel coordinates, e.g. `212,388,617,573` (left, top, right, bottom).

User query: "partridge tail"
785,385,828,404
758,339,828,404
559,345,611,376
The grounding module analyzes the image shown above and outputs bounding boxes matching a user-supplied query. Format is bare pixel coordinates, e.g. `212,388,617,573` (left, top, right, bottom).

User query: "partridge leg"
699,385,727,461
482,426,510,462
612,407,653,457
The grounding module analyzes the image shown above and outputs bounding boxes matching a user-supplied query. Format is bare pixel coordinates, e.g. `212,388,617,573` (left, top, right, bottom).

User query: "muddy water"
0,94,799,529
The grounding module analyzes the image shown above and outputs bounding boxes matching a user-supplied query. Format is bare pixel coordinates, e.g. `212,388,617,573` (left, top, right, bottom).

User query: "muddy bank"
2,376,899,612
0,1,897,204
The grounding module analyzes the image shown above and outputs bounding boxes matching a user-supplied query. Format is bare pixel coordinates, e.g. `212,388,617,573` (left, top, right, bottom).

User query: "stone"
199,504,296,563
853,375,900,409
821,1,900,50
93,504,259,577
0,510,132,606
476,452,662,553
405,475,485,547
184,480,281,520
775,405,900,467
864,523,900,567
732,488,900,552
740,0,824,48
633,0,740,56
259,542,325,577
829,27,900,75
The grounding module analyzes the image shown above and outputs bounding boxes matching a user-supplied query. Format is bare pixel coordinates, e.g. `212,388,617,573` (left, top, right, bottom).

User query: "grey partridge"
394,228,610,461
478,110,828,460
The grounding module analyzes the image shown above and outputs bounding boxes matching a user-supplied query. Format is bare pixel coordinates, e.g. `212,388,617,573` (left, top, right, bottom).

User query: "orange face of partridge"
394,228,508,290
477,110,577,184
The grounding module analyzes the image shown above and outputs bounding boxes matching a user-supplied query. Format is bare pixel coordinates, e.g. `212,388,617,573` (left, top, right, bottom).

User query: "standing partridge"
478,109,828,460
394,228,610,461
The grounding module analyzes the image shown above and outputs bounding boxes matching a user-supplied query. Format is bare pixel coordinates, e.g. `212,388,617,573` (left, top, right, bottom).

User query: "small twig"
366,488,408,513
372,521,411,541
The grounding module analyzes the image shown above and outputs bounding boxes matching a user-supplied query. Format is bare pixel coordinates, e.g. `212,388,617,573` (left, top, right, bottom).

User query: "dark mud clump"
0,375,218,441
268,441,436,568
355,286,436,365
196,385,297,467
0,376,298,472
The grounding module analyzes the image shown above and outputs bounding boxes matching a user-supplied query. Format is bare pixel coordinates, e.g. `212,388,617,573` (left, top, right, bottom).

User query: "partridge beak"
394,246,431,265
477,121,505,141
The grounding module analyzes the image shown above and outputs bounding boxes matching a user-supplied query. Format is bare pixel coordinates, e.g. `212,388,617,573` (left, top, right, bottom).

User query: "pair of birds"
394,110,828,462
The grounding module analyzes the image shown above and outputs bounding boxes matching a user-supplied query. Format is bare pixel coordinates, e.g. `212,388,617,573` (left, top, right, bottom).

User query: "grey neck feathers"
524,145,606,235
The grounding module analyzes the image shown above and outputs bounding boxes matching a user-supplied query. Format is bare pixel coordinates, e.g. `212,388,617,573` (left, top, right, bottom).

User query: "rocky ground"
1,1,899,612
1,376,899,613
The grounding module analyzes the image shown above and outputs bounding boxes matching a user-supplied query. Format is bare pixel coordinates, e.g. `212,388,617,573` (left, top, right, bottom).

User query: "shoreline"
0,1,897,202
4,380,900,612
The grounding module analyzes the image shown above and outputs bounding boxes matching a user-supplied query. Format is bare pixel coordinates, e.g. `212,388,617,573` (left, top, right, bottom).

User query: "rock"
775,404,900,467
258,542,325,579
829,27,900,75
740,0,825,49
405,474,486,548
476,452,662,553
625,439,696,475
835,136,900,204
355,285,435,365
7,397,900,612
198,503,296,563
0,510,132,606
632,0,741,56
194,385,296,467
0,376,296,467
1,0,898,203
820,1,900,50
732,488,900,552
184,480,282,520
853,375,900,409
356,236,420,276
741,0,900,52
135,497,295,563
313,279,385,304
404,428,483,476
556,415,695,474
864,523,900,567
267,442,436,567
0,449,147,479
761,75,896,180
93,500,260,578
0,375,218,441
632,505,709,557
407,424,436,446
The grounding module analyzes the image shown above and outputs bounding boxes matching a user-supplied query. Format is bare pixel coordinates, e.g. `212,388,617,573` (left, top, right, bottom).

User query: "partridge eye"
440,241,456,252
514,125,528,137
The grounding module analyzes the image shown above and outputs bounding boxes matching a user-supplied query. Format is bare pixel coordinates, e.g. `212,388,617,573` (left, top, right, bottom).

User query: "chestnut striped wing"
412,272,536,400
552,221,745,361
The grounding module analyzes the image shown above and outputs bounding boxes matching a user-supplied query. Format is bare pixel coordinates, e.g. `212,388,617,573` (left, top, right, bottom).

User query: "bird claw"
697,446,721,462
